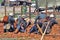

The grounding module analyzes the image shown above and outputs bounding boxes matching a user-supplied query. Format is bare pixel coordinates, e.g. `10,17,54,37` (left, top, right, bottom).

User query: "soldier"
30,12,57,34
41,13,57,34
3,13,15,32
30,10,47,34
8,13,15,32
49,13,57,28
14,15,27,33
34,12,47,27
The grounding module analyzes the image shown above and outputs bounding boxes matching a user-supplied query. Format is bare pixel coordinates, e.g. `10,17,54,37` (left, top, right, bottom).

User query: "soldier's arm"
37,24,43,34
34,15,39,24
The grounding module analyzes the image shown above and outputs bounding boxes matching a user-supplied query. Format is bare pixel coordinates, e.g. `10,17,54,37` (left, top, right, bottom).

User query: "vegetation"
0,0,2,3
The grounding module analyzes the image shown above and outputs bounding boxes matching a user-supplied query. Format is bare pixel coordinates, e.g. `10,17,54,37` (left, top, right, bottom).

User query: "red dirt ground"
0,19,60,40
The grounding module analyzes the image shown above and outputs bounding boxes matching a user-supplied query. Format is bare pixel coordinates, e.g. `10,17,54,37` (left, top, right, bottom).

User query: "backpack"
3,16,8,23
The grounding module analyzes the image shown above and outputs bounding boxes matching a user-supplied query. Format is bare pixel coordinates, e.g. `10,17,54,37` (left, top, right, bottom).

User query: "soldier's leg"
23,21,27,30
4,24,7,32
9,24,15,32
27,21,31,27
19,26,26,33
42,22,51,34
38,22,42,28
30,25,38,33
4,22,8,33
50,19,57,29
15,24,26,33
51,19,57,25
19,29,25,33
14,24,20,33
41,22,46,33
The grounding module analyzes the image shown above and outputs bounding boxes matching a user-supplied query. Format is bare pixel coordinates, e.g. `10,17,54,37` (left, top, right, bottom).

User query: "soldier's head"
22,15,26,19
34,9,39,15
9,13,14,16
50,13,54,18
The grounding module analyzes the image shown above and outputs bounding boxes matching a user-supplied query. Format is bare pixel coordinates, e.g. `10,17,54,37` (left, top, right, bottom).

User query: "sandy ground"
0,19,60,40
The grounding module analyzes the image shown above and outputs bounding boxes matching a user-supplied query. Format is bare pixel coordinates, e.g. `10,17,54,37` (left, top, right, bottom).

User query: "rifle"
36,24,43,34
40,21,50,40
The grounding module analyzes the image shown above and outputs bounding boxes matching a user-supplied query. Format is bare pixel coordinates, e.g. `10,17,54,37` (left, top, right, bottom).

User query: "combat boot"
4,29,6,33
